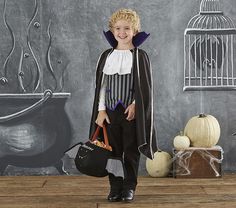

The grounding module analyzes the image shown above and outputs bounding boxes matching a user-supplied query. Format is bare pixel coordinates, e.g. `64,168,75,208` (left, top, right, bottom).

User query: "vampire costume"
89,31,157,192
89,31,157,161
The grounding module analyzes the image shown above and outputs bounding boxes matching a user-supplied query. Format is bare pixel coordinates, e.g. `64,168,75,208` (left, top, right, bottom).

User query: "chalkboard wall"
0,0,235,175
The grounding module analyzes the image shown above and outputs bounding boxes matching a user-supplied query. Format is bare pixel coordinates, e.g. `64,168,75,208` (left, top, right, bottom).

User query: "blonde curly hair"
109,9,141,34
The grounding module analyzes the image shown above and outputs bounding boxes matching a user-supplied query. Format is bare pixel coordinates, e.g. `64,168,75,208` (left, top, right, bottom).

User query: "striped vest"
105,72,134,110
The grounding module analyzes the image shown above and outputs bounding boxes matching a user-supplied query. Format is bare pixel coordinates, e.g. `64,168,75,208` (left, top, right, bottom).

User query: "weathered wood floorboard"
0,174,236,208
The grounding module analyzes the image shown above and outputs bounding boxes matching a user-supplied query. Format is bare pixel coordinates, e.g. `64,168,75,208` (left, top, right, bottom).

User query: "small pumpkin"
184,114,220,147
146,150,172,177
173,131,190,150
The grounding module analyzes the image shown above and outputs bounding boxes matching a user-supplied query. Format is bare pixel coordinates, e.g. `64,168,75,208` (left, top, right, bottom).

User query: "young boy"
89,8,157,202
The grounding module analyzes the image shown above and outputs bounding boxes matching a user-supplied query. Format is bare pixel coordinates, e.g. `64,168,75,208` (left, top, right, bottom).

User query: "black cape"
89,48,157,159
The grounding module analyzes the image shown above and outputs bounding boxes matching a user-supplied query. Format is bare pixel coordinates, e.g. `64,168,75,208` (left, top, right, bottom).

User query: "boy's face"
112,20,136,47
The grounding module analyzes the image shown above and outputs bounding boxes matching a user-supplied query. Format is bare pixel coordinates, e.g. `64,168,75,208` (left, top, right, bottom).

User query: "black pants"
106,104,140,191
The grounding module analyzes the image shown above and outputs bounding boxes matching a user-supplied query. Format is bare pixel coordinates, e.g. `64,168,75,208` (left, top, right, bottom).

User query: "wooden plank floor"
0,174,236,208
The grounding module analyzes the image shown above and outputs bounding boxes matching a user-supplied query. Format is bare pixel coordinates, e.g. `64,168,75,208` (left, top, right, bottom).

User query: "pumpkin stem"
179,131,184,136
199,113,206,118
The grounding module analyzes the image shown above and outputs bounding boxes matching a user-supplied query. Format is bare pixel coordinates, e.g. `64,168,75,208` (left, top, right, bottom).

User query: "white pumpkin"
173,132,190,150
184,114,220,147
146,151,172,177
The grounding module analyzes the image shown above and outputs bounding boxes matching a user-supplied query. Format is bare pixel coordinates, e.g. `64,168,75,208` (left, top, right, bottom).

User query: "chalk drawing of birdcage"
183,0,236,91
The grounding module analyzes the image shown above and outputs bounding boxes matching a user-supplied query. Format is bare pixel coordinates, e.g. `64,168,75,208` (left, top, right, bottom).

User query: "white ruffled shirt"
103,50,133,75
98,50,135,111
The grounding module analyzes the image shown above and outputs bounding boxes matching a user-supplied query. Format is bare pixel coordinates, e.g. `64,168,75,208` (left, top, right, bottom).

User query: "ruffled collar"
103,49,133,75
103,30,150,48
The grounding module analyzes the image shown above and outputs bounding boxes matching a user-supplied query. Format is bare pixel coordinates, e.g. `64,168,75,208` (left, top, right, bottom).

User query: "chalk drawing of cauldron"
0,89,71,175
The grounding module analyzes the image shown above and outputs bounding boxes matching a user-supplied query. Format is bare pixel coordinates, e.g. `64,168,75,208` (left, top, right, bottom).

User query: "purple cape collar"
103,30,150,48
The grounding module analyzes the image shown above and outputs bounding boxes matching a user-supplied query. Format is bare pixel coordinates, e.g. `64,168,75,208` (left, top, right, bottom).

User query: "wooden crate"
173,146,223,178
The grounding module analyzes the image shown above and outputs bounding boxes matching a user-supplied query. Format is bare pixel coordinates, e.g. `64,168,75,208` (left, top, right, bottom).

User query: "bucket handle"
0,89,53,123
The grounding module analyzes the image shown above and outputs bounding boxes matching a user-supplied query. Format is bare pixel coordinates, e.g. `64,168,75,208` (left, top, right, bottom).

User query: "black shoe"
121,189,135,202
107,191,122,202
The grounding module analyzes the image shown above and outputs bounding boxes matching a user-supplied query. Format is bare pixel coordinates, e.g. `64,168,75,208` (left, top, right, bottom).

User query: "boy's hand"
95,110,110,127
124,103,135,121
